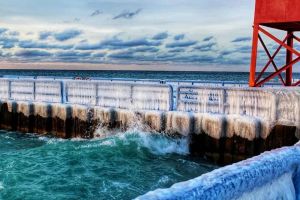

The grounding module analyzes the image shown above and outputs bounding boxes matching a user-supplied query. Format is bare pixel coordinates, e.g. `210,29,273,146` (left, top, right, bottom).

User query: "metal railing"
0,78,173,111
0,77,298,119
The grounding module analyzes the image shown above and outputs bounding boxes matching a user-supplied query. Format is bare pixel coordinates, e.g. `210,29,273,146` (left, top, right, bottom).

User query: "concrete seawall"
0,78,299,164
0,100,298,165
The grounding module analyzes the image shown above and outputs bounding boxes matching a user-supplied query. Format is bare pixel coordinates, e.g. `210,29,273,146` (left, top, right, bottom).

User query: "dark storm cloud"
152,32,168,40
219,45,263,58
53,29,82,41
0,36,19,49
165,40,197,48
55,51,91,58
12,49,105,63
194,42,217,52
220,55,251,65
101,37,161,48
15,50,52,57
173,34,185,41
235,45,252,53
90,9,102,17
8,31,19,36
169,55,216,63
128,46,159,53
168,48,185,53
76,37,161,50
18,40,73,50
107,46,160,61
107,48,219,64
231,37,252,43
73,18,80,22
156,53,176,59
219,50,234,56
52,51,104,63
137,46,159,52
0,27,255,66
75,42,102,50
203,36,214,42
92,52,106,58
39,31,52,40
108,51,134,59
113,9,142,20
0,28,8,35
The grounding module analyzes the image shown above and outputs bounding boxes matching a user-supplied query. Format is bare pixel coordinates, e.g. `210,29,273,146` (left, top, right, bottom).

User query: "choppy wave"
97,131,189,155
0,130,216,200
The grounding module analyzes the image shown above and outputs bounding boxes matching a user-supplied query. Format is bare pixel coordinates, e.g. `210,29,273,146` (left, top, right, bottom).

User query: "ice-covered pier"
0,77,299,164
136,144,300,200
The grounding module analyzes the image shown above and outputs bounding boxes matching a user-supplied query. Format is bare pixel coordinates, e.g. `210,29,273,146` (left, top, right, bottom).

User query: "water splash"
0,130,215,199
117,131,189,155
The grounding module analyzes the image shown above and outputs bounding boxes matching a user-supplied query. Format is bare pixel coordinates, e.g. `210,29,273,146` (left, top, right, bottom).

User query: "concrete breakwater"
0,78,299,164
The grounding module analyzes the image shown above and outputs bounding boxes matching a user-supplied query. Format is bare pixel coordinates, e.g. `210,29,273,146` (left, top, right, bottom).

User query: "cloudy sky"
0,0,260,71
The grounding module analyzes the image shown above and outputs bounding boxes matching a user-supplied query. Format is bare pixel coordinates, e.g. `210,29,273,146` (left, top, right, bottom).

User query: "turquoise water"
0,130,216,200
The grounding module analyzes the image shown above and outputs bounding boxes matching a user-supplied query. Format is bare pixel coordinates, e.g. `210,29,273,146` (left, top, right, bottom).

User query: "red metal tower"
249,0,300,87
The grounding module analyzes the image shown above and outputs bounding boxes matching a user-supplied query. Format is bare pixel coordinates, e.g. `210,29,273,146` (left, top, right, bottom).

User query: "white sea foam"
94,124,189,155
119,131,189,155
38,136,66,144
0,182,4,190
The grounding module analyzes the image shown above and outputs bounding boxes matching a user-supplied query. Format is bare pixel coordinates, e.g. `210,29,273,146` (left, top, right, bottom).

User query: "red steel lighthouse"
249,0,300,87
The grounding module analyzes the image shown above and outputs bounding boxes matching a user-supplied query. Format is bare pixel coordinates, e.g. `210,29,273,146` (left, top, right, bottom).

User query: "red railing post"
249,25,259,87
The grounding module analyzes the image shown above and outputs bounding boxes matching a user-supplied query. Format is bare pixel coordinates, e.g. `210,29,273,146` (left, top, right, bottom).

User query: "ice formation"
0,79,9,99
93,107,116,125
0,79,172,112
51,103,72,120
66,81,97,105
144,110,164,132
10,80,34,101
226,115,260,140
65,80,172,111
177,86,300,139
6,100,17,113
115,109,137,129
34,102,51,118
35,81,61,103
0,78,298,140
237,172,296,200
165,112,193,136
17,101,34,117
136,145,300,200
199,113,226,139
71,104,91,121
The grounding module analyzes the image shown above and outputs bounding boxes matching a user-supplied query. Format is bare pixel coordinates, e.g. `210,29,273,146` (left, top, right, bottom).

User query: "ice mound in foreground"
136,144,300,200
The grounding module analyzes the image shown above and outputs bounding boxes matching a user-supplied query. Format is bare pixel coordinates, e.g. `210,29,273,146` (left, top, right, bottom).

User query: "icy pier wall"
0,78,299,164
177,86,300,137
136,144,300,200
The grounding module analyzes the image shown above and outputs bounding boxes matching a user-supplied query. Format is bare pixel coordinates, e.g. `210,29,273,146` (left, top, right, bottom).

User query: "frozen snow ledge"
136,144,300,200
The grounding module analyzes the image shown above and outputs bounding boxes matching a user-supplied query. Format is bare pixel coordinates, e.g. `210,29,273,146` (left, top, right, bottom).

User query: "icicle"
200,113,226,139
165,111,193,136
34,102,51,118
144,111,164,132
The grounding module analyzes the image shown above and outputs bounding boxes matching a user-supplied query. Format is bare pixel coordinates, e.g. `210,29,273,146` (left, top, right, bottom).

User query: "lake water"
0,130,217,200
1,70,299,82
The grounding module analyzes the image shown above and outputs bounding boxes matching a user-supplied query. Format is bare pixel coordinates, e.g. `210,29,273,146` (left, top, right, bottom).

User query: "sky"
0,0,271,71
